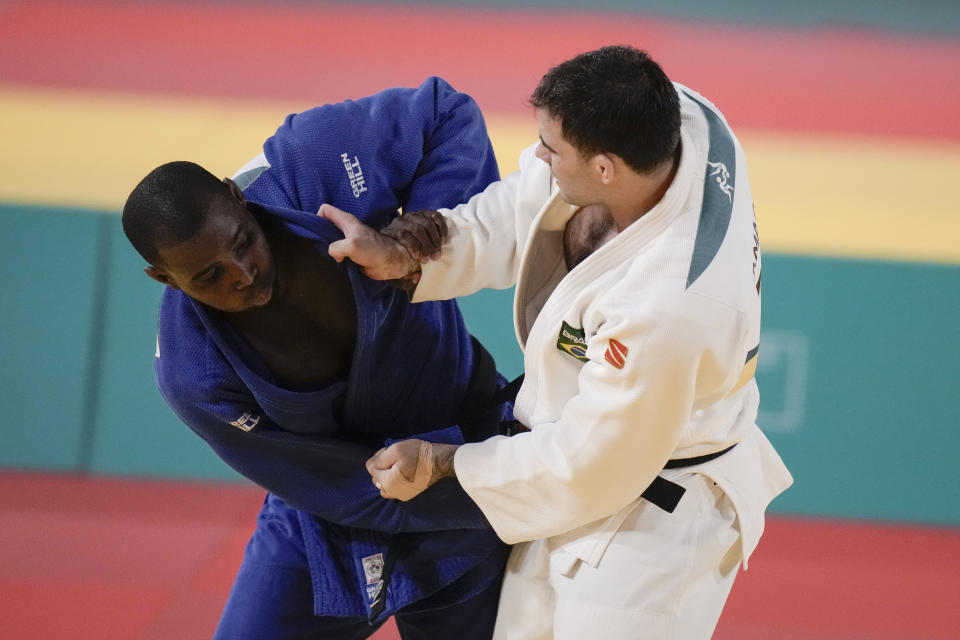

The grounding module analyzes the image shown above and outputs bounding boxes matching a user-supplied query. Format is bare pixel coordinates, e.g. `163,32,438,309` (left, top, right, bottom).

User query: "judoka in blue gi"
121,78,512,639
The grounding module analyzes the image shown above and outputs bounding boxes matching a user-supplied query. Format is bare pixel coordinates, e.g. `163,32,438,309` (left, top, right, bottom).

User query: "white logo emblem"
229,412,260,432
707,160,734,202
341,153,367,197
362,553,384,585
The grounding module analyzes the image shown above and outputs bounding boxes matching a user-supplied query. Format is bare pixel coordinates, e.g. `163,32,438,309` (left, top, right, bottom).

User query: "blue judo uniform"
153,78,511,639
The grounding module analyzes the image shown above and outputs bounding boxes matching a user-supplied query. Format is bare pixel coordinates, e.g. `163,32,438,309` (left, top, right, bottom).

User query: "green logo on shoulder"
557,321,589,362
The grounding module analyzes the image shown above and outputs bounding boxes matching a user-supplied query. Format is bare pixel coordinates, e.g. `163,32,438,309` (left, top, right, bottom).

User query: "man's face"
534,109,596,206
149,193,276,313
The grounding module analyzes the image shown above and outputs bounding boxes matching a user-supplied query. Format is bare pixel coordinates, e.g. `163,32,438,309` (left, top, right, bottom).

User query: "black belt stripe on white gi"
642,444,737,513
470,336,736,513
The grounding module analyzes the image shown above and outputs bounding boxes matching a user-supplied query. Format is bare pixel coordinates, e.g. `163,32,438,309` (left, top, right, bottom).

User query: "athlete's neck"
606,141,681,232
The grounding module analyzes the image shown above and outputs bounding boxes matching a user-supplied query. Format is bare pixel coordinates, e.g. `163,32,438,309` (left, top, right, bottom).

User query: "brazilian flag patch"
557,321,589,362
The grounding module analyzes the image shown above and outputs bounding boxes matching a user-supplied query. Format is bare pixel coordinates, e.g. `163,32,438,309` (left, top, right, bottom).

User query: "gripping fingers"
412,211,446,259
395,229,425,261
365,447,387,477
426,211,447,250
384,210,447,261
369,441,435,501
403,213,442,254
371,465,411,499
382,223,426,261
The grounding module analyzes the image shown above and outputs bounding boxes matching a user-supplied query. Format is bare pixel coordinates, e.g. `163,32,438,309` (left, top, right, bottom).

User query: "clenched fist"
381,209,448,262
365,439,459,501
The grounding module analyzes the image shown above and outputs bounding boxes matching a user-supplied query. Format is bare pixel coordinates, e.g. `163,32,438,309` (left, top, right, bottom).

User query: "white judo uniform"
413,85,793,639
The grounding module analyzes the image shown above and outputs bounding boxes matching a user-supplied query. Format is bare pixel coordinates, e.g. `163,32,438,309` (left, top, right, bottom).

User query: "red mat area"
1,471,958,639
0,471,263,639
1,1,958,140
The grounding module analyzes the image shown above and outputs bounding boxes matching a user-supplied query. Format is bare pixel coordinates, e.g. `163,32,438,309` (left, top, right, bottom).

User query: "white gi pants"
492,473,741,640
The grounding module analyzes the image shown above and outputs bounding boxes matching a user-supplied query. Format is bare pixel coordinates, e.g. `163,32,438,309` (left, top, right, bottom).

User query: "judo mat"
2,1,960,637
1,470,958,639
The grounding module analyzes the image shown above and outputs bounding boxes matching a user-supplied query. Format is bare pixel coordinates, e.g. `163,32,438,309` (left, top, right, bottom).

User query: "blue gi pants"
215,495,504,640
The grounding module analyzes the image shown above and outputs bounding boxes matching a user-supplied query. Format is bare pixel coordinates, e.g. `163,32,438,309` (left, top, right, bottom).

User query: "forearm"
216,431,489,532
164,393,491,532
412,144,552,302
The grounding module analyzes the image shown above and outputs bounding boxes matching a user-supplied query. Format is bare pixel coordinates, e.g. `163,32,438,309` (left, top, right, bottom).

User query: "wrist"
393,239,423,282
424,442,459,484
407,262,422,286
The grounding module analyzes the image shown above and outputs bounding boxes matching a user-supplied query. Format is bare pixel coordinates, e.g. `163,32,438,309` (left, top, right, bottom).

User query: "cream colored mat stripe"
2,87,958,264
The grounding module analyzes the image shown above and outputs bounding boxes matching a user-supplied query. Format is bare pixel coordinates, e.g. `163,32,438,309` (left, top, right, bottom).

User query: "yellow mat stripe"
2,87,958,264
740,132,960,264
726,355,758,399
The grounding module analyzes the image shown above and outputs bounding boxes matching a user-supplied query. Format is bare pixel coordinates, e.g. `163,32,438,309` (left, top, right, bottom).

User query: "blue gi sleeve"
246,76,500,227
156,352,491,533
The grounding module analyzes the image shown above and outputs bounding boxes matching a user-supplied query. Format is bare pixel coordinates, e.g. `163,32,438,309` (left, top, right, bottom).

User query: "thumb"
369,444,399,471
365,447,387,476
317,203,364,237
319,204,369,264
327,237,351,264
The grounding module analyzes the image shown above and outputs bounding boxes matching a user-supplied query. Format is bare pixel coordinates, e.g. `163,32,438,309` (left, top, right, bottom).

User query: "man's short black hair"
122,161,228,265
531,45,681,173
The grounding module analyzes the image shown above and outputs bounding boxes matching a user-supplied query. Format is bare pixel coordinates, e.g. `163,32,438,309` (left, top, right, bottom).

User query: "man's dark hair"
122,161,229,265
531,45,681,173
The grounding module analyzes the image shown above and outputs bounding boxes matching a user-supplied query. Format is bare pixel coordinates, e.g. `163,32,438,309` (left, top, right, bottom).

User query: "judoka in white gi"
323,46,793,639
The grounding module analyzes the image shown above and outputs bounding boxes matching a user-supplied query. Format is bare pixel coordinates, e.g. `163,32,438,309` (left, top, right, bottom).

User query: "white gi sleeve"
413,143,553,301
453,288,749,544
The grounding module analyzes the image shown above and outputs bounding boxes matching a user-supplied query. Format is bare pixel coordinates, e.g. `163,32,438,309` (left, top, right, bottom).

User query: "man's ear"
145,266,178,289
223,177,247,206
594,153,616,184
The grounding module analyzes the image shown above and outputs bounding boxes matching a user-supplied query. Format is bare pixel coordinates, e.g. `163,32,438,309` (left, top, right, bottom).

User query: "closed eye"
235,230,254,257
197,264,222,286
